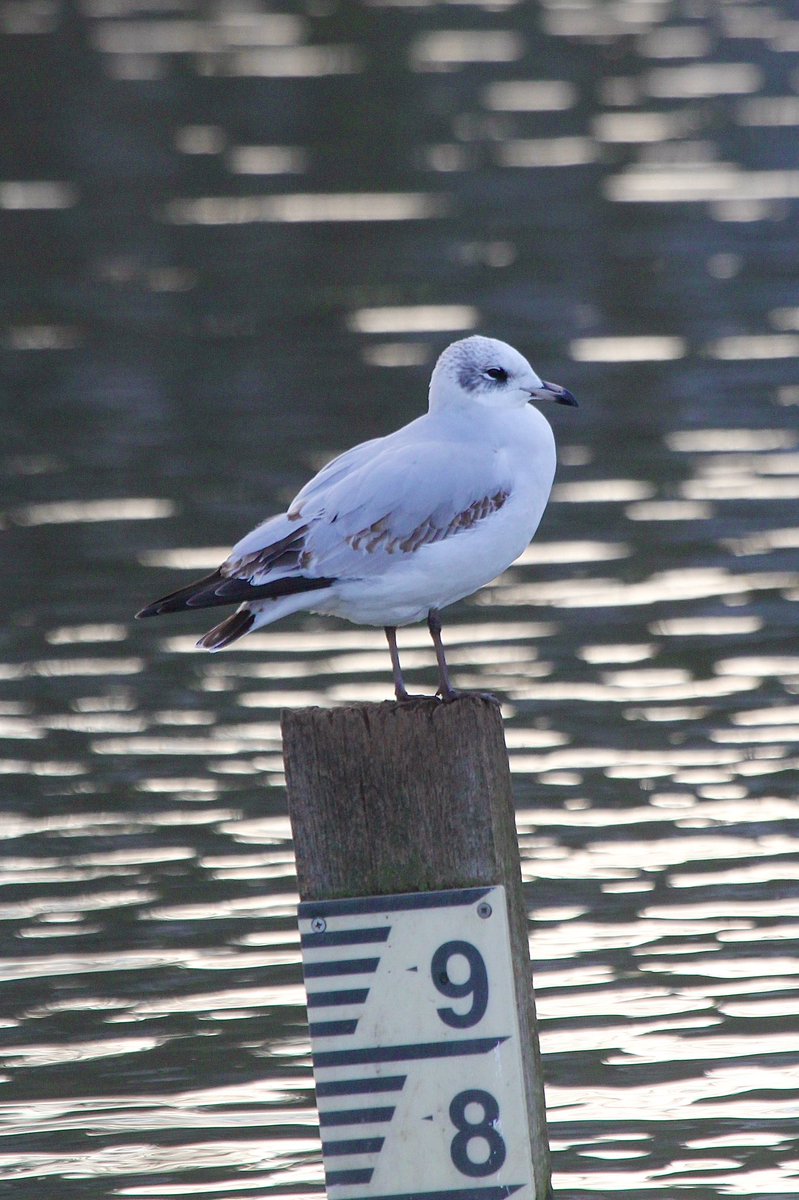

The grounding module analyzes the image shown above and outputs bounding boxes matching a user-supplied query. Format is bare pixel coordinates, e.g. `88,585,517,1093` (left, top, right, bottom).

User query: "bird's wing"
289,433,516,579
138,422,517,620
219,428,396,569
218,424,511,588
289,432,389,513
135,507,336,616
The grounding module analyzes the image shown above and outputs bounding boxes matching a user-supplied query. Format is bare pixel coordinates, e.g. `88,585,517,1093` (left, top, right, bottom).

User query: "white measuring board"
299,884,536,1200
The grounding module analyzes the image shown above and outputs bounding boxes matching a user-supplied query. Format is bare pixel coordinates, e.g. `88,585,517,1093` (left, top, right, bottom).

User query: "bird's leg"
427,608,459,701
427,608,500,705
385,626,406,699
385,626,437,702
385,626,428,702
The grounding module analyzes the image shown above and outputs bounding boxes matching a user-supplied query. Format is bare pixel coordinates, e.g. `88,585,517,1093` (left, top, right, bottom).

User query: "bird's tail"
197,608,255,650
196,589,334,652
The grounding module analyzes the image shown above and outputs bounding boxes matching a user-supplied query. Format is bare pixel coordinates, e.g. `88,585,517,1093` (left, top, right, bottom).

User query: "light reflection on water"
2,0,799,1196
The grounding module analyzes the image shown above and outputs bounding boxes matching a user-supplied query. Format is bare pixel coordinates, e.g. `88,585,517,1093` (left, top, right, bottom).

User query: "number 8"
449,1089,507,1176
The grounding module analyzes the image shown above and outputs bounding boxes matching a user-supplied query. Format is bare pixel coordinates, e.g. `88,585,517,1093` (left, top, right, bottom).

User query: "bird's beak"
528,380,578,407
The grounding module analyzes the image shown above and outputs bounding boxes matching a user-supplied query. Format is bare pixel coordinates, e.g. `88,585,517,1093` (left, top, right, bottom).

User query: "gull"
136,335,577,701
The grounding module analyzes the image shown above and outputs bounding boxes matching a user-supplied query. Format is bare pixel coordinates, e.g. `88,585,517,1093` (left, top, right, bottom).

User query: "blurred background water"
2,1,799,1197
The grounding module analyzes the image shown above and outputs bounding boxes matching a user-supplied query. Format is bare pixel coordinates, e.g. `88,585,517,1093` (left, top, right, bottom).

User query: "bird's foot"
437,686,501,706
395,688,442,703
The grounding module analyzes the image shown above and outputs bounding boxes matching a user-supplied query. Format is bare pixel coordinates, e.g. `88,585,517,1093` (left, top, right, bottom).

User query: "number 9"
431,940,489,1028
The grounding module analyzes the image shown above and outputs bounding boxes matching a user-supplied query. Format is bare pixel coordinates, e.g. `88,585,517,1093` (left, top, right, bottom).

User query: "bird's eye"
485,367,508,382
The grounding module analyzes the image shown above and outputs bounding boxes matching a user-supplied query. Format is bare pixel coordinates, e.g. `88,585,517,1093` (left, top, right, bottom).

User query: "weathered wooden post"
282,694,550,1199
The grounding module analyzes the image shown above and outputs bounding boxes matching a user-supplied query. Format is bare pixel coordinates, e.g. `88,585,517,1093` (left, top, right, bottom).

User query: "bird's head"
428,335,577,414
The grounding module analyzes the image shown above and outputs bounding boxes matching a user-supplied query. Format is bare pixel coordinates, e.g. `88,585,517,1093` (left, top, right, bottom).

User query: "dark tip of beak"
545,380,578,407
529,381,578,407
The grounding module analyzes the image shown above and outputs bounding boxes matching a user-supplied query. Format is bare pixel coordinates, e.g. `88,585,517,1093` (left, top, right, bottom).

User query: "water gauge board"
299,885,536,1200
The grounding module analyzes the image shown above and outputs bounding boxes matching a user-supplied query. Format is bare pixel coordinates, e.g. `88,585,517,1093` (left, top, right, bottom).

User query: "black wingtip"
135,602,161,619
136,571,335,622
134,570,226,620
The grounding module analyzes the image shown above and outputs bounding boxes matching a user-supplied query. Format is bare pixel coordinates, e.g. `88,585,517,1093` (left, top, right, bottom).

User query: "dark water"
2,2,799,1197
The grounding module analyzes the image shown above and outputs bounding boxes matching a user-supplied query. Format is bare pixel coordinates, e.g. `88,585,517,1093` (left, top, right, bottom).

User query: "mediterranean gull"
136,335,577,700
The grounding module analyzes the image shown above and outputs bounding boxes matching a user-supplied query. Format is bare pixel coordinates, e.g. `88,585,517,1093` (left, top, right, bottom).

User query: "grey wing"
298,438,513,578
221,430,510,587
288,432,390,518
219,428,395,573
139,425,497,617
